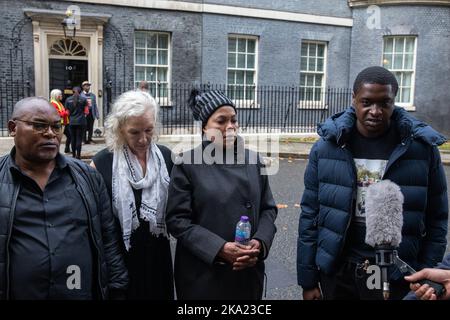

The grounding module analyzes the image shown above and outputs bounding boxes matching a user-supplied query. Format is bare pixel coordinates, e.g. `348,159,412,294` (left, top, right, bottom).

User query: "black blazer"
65,95,88,126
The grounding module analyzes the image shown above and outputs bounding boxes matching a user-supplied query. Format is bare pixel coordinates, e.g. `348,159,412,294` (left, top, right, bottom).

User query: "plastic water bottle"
235,216,251,245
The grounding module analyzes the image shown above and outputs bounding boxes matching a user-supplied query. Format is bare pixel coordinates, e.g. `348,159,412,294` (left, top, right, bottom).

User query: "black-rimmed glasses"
13,119,64,134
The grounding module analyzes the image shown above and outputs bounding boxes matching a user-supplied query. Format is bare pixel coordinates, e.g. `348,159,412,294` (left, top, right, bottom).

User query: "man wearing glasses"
0,97,128,299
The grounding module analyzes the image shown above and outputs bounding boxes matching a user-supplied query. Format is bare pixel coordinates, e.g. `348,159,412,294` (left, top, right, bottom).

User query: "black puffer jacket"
297,107,448,290
0,150,128,299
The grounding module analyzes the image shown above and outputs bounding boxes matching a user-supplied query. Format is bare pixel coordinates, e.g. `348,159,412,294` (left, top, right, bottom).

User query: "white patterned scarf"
112,143,170,251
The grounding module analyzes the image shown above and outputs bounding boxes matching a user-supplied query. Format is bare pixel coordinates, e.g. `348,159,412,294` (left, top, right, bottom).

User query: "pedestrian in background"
50,89,71,153
65,86,87,159
137,80,150,93
81,81,99,144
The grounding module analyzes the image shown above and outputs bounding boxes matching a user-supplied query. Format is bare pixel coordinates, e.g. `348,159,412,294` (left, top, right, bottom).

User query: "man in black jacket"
0,97,128,299
81,81,99,144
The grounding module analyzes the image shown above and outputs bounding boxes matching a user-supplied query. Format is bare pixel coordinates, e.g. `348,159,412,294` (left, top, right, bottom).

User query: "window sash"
300,41,326,103
227,36,258,105
383,36,416,105
134,31,170,99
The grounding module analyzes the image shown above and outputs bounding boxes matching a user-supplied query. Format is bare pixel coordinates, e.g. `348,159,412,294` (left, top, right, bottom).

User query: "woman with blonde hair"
50,88,71,153
91,90,174,300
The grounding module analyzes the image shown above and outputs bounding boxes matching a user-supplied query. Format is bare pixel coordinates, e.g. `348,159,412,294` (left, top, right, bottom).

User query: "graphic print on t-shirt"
354,158,388,223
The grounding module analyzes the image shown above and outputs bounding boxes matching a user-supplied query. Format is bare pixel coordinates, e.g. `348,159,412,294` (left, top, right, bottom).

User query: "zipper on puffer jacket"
75,184,104,300
336,143,357,257
69,165,105,300
381,135,412,180
74,162,110,299
6,185,21,300
312,216,319,227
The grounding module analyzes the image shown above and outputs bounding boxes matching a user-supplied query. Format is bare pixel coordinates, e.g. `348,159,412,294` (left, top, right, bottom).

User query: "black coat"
166,140,278,300
65,95,87,126
0,151,128,299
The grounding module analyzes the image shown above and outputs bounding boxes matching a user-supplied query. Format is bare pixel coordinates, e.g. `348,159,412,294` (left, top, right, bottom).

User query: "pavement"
1,134,449,165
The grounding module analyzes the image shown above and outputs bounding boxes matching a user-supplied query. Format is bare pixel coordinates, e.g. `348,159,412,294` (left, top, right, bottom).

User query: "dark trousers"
84,113,95,142
320,260,410,300
70,125,84,159
64,126,71,152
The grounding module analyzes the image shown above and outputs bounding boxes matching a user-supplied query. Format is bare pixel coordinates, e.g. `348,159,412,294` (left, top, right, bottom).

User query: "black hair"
72,86,81,106
353,66,398,95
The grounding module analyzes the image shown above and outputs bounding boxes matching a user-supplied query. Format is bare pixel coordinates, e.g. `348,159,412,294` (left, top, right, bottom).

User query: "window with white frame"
300,41,326,104
227,35,257,107
382,36,416,107
134,31,170,100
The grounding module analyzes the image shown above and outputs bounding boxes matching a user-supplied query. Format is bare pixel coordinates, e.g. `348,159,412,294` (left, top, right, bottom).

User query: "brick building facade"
0,0,449,135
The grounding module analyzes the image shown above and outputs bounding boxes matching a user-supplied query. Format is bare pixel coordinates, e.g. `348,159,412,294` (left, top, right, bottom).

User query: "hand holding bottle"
232,239,261,271
217,242,259,267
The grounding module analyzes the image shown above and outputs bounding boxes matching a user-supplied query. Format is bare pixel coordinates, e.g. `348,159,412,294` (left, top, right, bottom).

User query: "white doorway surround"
24,8,111,124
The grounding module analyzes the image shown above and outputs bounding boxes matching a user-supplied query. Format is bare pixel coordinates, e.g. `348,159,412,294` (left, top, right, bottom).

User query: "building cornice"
56,0,353,27
24,8,111,25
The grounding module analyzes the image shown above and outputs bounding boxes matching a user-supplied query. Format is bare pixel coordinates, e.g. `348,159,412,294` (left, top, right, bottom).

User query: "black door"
49,59,88,101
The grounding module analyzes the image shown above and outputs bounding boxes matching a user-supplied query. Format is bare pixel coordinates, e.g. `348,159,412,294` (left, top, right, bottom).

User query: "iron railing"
0,78,31,136
0,81,351,136
104,82,352,135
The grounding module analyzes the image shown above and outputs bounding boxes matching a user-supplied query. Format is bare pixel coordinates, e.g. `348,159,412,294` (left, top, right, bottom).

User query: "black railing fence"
0,78,31,137
105,83,352,135
0,80,351,136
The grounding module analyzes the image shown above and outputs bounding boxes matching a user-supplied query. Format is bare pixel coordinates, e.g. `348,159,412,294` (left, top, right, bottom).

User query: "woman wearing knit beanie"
166,89,278,300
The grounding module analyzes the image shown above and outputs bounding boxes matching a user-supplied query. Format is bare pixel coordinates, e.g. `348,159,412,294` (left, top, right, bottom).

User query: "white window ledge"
155,98,172,107
397,104,416,111
233,100,260,109
297,102,328,110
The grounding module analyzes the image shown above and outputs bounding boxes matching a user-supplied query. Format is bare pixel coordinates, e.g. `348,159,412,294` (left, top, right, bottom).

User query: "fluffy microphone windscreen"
365,180,404,247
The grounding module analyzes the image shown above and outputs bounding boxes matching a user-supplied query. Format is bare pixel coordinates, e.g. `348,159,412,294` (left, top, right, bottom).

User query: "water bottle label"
235,230,250,244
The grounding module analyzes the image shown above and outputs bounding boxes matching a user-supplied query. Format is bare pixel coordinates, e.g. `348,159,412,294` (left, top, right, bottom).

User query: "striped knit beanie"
188,89,236,127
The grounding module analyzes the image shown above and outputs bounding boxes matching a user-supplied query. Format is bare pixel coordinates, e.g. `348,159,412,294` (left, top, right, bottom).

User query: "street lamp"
61,9,77,39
